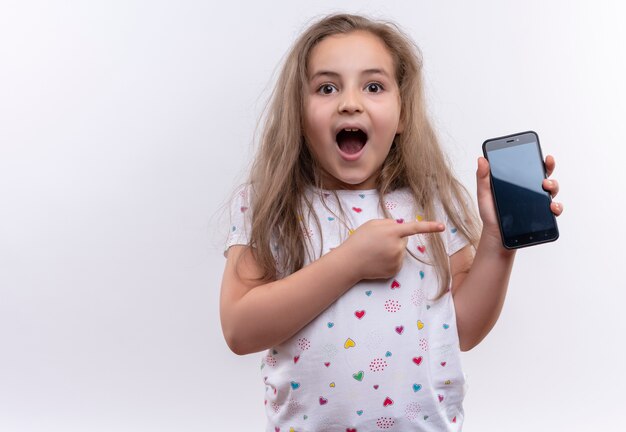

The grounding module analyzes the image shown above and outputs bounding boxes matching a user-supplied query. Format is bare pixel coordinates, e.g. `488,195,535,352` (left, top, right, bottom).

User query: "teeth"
344,128,360,132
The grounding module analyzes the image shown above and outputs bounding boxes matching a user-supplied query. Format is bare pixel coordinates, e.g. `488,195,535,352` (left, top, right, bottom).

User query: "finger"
551,201,563,216
542,178,560,198
545,154,556,177
476,157,491,200
477,156,490,179
396,220,445,237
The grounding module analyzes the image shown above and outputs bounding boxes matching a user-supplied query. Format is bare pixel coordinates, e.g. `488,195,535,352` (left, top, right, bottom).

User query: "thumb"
476,156,491,201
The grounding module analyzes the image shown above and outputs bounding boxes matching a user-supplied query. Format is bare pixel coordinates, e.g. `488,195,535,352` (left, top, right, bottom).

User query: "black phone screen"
483,131,559,248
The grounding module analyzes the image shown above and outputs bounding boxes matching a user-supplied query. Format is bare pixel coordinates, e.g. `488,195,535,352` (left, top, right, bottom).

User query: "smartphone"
482,131,559,249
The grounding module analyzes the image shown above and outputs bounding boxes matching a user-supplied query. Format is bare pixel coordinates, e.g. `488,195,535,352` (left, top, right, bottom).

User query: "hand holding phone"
482,131,559,249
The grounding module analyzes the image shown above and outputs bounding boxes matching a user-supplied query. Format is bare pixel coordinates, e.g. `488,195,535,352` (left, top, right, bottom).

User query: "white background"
1,1,624,431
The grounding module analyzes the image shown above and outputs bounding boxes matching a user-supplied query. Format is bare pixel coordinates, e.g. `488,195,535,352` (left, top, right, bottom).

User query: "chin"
338,176,376,189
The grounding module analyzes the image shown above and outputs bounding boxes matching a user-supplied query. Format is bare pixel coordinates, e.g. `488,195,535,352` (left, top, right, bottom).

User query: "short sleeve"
444,213,470,256
224,185,252,256
435,197,472,256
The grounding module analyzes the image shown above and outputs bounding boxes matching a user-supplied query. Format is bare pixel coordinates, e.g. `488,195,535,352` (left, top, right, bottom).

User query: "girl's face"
303,30,403,190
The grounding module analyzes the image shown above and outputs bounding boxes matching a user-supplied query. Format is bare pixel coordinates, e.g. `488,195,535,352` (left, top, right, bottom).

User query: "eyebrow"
309,68,391,81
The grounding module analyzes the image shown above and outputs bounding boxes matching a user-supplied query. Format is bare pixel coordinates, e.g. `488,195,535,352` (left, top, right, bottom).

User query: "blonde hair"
243,13,480,296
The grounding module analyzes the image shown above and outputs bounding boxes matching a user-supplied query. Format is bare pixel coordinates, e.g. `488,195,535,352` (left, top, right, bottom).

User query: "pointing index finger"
396,220,445,237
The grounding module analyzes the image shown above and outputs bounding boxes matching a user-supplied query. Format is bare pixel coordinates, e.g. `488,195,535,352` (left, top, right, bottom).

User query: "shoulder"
227,183,261,218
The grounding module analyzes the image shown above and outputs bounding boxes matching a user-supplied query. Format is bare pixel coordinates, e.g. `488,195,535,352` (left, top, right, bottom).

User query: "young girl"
220,13,562,431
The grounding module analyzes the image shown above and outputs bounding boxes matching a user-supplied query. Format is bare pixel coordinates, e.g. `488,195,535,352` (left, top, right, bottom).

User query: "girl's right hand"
341,219,445,281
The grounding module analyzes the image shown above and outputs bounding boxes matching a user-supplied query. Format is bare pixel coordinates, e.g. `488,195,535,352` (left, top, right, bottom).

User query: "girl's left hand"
476,154,564,244
541,155,563,216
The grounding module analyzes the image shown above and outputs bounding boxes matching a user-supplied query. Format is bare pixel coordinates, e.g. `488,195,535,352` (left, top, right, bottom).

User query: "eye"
365,82,384,93
317,84,337,95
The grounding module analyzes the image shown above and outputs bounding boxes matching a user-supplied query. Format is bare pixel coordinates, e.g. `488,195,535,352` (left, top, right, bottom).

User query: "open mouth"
336,128,368,155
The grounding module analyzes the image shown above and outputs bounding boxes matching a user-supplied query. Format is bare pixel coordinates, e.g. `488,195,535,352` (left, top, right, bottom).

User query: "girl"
220,13,562,431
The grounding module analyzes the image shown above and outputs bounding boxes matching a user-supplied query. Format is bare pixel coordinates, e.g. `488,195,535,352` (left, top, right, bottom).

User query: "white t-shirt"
226,186,469,432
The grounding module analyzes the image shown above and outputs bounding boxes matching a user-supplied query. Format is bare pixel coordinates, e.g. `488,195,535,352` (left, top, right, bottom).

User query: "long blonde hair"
243,13,480,296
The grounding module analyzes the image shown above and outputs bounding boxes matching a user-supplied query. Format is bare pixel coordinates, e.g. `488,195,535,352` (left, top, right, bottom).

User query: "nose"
338,87,363,114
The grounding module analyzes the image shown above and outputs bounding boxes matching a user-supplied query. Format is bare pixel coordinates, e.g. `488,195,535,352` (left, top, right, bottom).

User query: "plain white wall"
1,1,624,431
